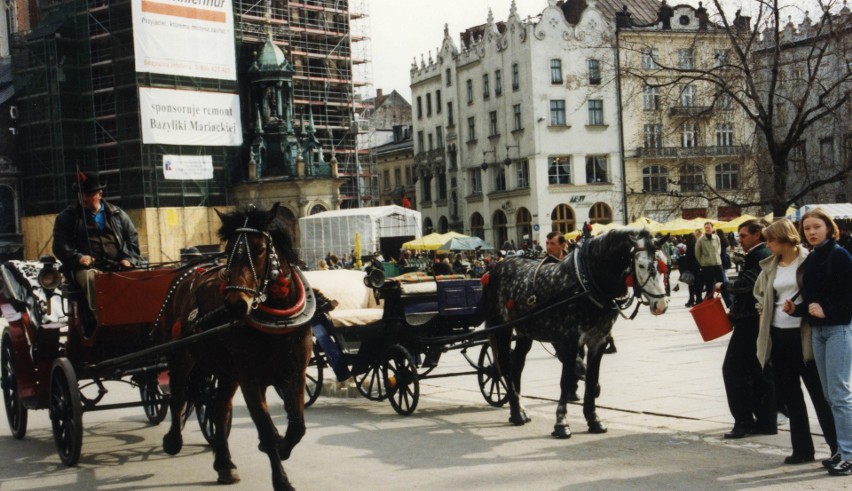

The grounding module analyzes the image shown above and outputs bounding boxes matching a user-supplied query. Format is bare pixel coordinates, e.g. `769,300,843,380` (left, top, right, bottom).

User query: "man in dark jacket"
722,219,777,439
53,171,141,315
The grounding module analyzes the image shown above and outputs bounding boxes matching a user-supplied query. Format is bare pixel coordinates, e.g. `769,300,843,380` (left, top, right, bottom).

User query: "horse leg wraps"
552,404,572,439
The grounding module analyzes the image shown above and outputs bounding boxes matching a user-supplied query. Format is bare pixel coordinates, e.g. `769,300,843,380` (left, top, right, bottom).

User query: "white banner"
132,0,236,80
139,87,243,146
163,155,213,180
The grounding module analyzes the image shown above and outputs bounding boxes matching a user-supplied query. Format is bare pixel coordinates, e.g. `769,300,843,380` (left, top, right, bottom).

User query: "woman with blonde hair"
780,209,852,476
754,218,837,465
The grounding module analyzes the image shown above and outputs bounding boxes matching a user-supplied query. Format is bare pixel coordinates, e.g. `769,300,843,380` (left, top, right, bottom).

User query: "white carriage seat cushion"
400,282,437,296
302,270,383,328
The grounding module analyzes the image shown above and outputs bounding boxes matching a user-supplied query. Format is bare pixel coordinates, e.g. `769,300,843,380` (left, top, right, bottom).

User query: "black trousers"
770,326,838,457
700,265,724,301
723,316,776,429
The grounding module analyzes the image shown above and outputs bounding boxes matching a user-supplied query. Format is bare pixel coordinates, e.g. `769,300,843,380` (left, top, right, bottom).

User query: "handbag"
679,270,695,286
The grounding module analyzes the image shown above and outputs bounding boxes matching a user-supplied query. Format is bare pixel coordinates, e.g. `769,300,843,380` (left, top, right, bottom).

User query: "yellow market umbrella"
565,222,619,240
716,214,758,233
402,231,468,251
628,217,663,231
654,218,704,236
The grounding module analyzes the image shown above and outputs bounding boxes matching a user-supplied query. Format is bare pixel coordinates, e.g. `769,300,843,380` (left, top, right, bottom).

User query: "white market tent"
786,203,852,221
299,205,421,269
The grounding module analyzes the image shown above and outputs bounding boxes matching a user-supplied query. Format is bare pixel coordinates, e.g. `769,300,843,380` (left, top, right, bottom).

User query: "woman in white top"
754,219,837,465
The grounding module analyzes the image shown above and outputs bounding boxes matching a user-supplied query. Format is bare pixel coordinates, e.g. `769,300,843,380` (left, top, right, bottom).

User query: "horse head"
629,230,669,315
216,202,298,318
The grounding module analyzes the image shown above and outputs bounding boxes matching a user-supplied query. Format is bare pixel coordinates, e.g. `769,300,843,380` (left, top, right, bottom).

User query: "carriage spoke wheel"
1,334,27,439
384,345,419,416
194,373,232,445
477,343,509,407
355,361,387,401
275,341,324,408
49,358,83,467
138,374,168,425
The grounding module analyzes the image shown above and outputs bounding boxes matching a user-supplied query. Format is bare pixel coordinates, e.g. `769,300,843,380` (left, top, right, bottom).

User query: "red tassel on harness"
268,275,291,299
218,281,226,297
506,298,515,310
78,171,87,183
171,321,182,339
625,275,634,288
481,273,490,286
657,259,669,274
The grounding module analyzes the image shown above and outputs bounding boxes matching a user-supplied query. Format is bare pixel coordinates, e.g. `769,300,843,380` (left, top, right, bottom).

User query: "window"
489,110,498,136
642,165,668,192
715,123,734,147
495,69,502,96
482,73,490,99
716,91,733,110
586,155,609,183
437,171,447,199
416,96,422,119
550,59,563,84
679,84,697,107
494,167,507,191
714,49,729,68
550,100,566,126
512,63,520,90
417,130,424,152
382,170,390,190
436,90,442,113
428,133,433,150
445,68,452,86
551,204,576,234
394,168,401,187
589,202,613,224
681,122,699,147
641,48,658,69
405,166,412,185
436,126,443,148
426,93,432,116
516,159,529,188
820,137,834,166
677,48,694,69
470,212,485,238
471,169,482,194
679,164,704,192
791,140,806,172
467,117,476,142
513,104,522,131
643,85,660,110
588,59,601,85
588,100,604,125
715,163,739,190
447,102,454,126
466,79,473,103
548,156,571,185
516,207,532,243
422,174,432,201
644,123,663,148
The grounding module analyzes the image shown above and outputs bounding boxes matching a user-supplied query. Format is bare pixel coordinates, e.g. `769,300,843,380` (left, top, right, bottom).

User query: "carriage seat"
302,270,384,328
393,271,467,296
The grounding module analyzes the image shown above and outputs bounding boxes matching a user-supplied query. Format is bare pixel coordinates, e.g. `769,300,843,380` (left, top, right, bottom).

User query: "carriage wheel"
138,374,168,425
49,358,83,467
355,362,387,401
275,342,324,408
384,345,419,416
477,343,509,407
1,333,27,439
194,373,232,445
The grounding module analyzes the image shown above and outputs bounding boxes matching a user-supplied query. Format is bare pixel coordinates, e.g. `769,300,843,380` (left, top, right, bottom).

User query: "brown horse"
155,203,315,491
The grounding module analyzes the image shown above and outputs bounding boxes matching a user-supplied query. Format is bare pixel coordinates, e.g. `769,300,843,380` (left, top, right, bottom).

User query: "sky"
365,0,828,102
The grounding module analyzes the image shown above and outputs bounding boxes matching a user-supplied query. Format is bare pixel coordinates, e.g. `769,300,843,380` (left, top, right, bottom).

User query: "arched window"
715,163,739,190
589,202,612,225
515,207,532,244
493,210,508,248
438,216,449,233
470,212,485,239
423,217,433,234
642,165,668,193
679,164,704,193
551,204,576,234
309,204,327,215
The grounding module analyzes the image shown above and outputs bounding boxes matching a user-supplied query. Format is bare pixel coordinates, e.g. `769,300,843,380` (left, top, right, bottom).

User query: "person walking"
783,209,852,476
722,219,776,440
754,219,837,464
682,230,702,307
695,221,723,303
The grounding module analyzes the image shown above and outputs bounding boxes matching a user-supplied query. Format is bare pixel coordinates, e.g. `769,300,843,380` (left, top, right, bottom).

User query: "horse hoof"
163,433,183,455
508,416,527,426
217,468,241,485
551,425,572,439
588,421,608,434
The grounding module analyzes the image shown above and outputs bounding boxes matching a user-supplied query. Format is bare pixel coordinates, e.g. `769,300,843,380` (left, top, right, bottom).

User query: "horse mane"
583,227,655,297
217,206,299,264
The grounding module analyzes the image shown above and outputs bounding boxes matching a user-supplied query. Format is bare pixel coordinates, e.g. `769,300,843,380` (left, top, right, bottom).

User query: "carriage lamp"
37,256,62,291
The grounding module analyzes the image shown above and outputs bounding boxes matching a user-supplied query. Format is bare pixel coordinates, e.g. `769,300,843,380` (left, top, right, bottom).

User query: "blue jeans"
812,323,852,460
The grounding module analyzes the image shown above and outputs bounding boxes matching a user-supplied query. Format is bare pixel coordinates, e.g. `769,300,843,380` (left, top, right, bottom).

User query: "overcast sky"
366,0,825,101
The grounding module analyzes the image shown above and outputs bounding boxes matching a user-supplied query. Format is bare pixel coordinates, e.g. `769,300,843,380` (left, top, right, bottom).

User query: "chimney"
733,10,751,33
375,89,384,109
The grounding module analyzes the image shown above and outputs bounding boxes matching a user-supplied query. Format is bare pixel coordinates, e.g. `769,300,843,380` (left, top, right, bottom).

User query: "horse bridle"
627,244,667,302
224,216,283,309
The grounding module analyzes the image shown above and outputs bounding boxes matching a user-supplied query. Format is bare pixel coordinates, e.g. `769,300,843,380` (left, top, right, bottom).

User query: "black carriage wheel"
49,358,83,467
194,374,232,445
355,362,387,401
477,343,509,407
139,374,168,425
275,341,324,408
384,345,419,416
1,333,27,439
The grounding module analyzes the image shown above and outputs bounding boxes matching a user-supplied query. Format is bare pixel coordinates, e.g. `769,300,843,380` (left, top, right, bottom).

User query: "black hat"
72,171,106,194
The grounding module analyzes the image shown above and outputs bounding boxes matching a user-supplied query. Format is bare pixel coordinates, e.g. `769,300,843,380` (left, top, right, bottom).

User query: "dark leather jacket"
728,242,771,321
53,200,142,274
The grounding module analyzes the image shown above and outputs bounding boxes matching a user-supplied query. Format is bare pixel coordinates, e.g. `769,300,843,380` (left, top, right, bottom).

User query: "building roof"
560,0,662,26
374,138,413,156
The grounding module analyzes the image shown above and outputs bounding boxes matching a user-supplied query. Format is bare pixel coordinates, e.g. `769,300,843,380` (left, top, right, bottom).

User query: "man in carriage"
52,170,141,325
